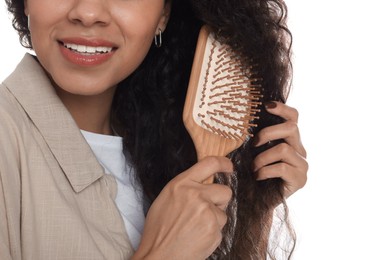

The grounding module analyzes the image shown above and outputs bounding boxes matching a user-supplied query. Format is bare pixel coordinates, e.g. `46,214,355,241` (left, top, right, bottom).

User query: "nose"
68,0,111,27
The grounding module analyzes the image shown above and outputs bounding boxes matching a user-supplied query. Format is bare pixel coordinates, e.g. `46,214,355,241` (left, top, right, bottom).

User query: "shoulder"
0,83,27,136
0,83,29,171
0,88,23,259
0,54,42,138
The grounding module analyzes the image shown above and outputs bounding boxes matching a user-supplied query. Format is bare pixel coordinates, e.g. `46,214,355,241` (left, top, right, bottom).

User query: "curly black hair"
6,0,295,258
112,0,295,259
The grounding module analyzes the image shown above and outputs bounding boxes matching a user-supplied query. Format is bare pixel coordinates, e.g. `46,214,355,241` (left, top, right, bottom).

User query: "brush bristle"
193,31,262,141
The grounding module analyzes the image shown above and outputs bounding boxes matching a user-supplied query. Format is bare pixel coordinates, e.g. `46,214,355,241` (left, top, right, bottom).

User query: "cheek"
28,6,65,49
116,41,150,80
115,12,163,72
27,0,68,27
115,3,164,40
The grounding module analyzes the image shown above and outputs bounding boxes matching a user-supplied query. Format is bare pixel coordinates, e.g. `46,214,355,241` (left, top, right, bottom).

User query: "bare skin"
54,83,116,135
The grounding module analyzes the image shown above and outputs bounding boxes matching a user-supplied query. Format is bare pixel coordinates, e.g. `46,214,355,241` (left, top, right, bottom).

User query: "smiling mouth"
61,42,115,55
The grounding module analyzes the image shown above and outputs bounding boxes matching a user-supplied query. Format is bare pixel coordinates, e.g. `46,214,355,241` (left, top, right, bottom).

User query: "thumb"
183,156,233,183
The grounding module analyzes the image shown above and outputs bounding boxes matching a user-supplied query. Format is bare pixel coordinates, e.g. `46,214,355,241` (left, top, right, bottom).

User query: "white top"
81,130,145,249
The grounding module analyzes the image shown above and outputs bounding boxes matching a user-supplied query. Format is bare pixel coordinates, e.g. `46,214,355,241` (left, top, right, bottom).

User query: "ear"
24,0,29,16
156,1,171,34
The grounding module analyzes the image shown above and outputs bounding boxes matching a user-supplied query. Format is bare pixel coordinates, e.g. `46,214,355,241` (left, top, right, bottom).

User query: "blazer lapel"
4,54,104,193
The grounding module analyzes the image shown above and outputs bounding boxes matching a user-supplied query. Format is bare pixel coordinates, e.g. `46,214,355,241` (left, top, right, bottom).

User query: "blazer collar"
4,54,104,193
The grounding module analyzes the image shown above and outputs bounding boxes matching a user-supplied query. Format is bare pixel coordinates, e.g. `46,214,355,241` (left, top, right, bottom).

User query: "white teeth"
63,43,113,53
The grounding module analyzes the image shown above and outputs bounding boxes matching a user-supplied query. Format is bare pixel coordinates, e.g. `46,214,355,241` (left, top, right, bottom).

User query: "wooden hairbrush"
183,25,262,183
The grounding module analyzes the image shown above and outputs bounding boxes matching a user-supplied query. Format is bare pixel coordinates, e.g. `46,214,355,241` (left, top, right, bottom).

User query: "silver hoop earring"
27,15,30,30
154,29,162,48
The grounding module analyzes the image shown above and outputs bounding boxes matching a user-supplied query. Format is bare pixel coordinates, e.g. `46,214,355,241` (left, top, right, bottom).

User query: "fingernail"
264,101,277,109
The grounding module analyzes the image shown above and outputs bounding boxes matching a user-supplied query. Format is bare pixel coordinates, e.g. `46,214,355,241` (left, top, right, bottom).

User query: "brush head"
183,25,262,162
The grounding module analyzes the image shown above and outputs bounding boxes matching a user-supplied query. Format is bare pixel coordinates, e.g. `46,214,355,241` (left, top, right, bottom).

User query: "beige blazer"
0,54,134,259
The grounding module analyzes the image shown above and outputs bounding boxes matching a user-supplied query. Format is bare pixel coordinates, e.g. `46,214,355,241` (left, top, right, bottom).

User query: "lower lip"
59,43,115,67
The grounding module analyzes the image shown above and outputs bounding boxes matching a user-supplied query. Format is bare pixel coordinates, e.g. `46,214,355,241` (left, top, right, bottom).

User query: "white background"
1,1,389,259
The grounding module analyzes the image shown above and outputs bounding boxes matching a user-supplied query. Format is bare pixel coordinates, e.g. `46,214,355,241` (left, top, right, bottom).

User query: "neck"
55,86,117,136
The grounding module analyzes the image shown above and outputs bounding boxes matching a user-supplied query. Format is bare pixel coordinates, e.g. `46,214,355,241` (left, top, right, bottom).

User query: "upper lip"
58,37,118,48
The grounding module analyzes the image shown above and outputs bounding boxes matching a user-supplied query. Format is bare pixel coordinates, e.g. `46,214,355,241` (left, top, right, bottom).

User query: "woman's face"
25,0,169,96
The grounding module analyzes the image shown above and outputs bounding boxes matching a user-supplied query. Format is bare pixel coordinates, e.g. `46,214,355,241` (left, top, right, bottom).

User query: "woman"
1,0,307,259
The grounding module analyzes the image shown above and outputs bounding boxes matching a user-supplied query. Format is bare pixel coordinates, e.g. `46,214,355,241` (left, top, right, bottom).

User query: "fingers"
182,156,234,183
169,156,233,211
181,160,233,208
210,203,229,229
264,101,299,122
253,143,308,197
204,183,232,210
256,122,306,158
255,101,306,157
137,171,231,260
253,142,301,172
147,156,232,258
252,101,308,197
255,161,308,198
